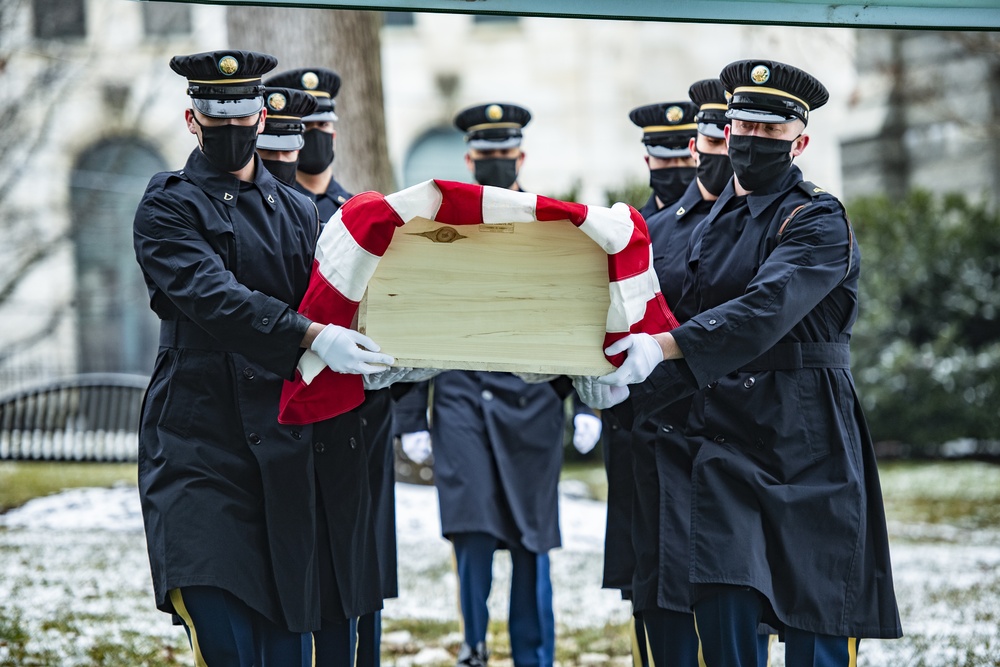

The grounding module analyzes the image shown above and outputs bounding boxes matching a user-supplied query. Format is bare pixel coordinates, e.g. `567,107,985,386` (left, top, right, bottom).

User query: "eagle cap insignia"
665,105,684,123
751,64,770,85
301,71,320,90
486,104,504,121
267,92,287,111
218,56,239,76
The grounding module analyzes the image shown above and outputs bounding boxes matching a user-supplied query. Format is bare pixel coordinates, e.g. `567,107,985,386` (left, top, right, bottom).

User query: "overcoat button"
611,424,619,431
744,377,756,388
349,437,357,450
314,441,326,454
481,390,494,401
713,435,726,444
708,381,718,390
291,430,301,440
360,417,368,427
518,396,528,407
661,424,674,433
261,316,270,325
243,367,255,380
708,319,717,325
248,433,261,445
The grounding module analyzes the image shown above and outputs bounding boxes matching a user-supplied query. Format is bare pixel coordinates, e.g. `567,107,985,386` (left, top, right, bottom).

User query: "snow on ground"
2,482,1000,665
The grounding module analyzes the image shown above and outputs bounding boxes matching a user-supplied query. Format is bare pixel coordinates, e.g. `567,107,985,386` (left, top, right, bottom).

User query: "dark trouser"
169,586,314,667
452,531,555,667
693,586,858,667
350,611,382,666
642,606,773,667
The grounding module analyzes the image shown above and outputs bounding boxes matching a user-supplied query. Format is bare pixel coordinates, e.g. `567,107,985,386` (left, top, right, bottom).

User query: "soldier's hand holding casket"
311,324,394,375
598,333,664,387
363,367,442,391
571,376,630,410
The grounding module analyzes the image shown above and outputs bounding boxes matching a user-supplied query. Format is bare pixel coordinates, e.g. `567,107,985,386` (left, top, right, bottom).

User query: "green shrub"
848,190,1000,449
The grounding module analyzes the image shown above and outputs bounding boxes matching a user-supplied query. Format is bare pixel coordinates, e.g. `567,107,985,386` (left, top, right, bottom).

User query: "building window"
70,139,165,374
403,127,470,188
33,0,86,39
384,11,416,27
472,13,519,24
142,2,192,37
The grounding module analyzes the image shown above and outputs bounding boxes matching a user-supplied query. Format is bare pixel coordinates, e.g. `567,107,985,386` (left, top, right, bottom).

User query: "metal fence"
0,373,149,461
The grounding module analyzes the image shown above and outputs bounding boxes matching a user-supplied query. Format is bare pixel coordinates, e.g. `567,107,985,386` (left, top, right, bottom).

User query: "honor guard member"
267,65,400,667
628,78,769,667
265,67,353,223
596,98,700,667
133,49,394,667
256,86,318,187
585,59,903,667
395,102,564,667
629,101,698,220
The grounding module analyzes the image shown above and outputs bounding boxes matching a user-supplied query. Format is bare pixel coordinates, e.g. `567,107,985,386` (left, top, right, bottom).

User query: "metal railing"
0,373,149,461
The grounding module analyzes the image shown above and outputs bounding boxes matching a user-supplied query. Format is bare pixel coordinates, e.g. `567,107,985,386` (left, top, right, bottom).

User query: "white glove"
363,367,443,390
514,373,560,384
310,325,394,375
572,412,602,454
598,333,664,387
401,431,432,464
572,375,630,410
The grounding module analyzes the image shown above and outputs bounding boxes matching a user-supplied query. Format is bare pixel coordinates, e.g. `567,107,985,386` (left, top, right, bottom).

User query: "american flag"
278,179,677,424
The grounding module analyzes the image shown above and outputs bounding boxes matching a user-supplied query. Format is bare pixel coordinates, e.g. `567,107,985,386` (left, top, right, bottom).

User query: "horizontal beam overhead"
156,0,1000,30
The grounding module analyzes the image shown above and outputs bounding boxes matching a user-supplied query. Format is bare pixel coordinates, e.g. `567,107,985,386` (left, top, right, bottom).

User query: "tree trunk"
226,6,394,194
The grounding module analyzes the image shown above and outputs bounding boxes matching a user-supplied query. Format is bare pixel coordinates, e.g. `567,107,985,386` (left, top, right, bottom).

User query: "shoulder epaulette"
797,181,827,198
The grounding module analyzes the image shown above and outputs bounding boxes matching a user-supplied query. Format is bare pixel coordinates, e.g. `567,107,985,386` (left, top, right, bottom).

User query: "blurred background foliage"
848,190,1000,452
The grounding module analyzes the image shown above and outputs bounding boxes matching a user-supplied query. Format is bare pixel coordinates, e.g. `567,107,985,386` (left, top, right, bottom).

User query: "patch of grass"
560,461,608,501
878,461,1000,529
0,462,136,513
382,617,457,643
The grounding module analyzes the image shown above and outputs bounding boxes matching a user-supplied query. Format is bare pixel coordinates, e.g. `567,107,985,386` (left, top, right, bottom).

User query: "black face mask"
474,158,519,189
648,166,695,205
194,113,260,173
262,158,299,186
696,150,734,197
728,134,796,192
298,129,335,174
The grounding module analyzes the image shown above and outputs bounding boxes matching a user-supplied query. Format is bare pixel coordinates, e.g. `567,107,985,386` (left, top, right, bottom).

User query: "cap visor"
468,137,522,150
302,111,338,122
193,96,264,118
646,144,690,159
698,122,727,139
725,108,797,124
256,133,305,151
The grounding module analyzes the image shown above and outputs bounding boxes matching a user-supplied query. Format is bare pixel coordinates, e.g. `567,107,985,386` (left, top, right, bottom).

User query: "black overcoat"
133,149,380,633
395,371,563,554
629,180,714,614
629,166,901,638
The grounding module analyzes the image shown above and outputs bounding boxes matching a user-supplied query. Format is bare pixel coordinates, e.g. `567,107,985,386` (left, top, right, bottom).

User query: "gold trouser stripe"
639,614,655,667
169,589,209,667
766,633,777,667
642,124,698,132
312,632,317,667
848,637,858,667
692,613,707,667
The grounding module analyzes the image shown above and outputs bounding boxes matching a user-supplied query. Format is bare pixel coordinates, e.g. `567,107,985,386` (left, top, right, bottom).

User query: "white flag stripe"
578,202,635,255
315,217,381,303
607,263,661,332
481,186,539,224
385,180,444,225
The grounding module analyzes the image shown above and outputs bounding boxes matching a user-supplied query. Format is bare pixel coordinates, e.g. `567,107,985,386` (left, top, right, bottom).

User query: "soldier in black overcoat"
265,64,401,667
580,59,902,667
133,50,393,666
